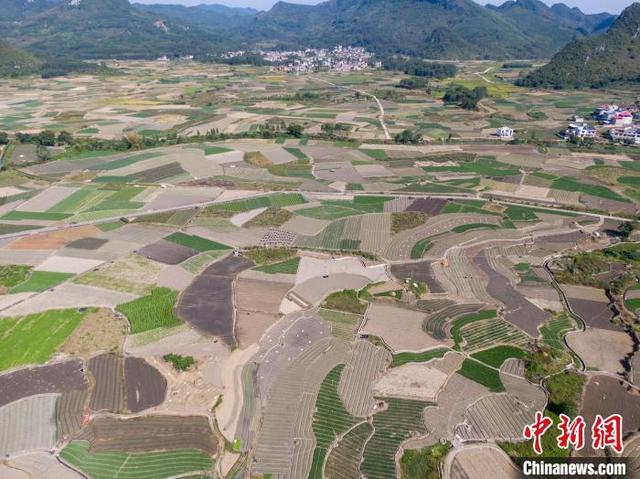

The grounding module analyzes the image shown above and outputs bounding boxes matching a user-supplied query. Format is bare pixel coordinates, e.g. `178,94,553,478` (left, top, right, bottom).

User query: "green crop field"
449,310,497,347
165,232,230,252
308,365,358,479
90,152,161,171
540,314,577,350
325,421,374,479
254,256,300,274
391,347,450,367
551,177,630,202
470,345,526,368
116,287,181,334
361,397,430,479
452,223,500,233
318,309,361,341
10,271,74,293
457,358,504,392
1,210,71,221
458,317,530,352
0,309,88,371
60,441,213,479
297,205,363,220
204,146,232,155
410,238,432,259
203,193,306,215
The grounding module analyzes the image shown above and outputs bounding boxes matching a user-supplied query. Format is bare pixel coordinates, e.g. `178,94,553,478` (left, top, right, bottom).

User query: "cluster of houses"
564,104,640,145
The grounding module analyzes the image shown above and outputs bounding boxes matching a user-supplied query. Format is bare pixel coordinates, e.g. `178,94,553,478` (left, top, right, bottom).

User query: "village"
564,103,640,144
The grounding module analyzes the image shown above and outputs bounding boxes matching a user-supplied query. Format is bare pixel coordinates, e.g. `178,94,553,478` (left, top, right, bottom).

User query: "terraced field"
361,397,431,479
308,365,359,479
457,317,531,352
60,441,213,479
325,421,374,479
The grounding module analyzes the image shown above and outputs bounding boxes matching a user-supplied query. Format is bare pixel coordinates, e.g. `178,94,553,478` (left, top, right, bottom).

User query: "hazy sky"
135,0,633,14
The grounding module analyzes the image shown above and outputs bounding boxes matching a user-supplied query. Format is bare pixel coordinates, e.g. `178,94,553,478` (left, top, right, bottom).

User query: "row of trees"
381,57,457,79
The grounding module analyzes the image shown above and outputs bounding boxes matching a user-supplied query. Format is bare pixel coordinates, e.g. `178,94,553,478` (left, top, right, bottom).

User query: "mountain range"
520,2,640,88
0,0,616,62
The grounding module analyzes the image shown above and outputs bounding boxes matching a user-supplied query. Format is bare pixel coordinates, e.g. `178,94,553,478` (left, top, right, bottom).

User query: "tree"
0,132,8,145
618,221,635,240
286,123,304,138
37,130,56,146
57,131,74,145
36,144,51,162
394,129,423,145
124,132,143,150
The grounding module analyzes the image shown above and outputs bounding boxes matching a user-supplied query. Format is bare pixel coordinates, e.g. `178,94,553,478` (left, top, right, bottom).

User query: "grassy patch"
254,256,300,274
457,358,504,392
322,289,367,314
165,232,230,252
201,193,306,216
10,271,74,293
361,149,389,160
243,247,296,266
244,151,272,167
500,411,570,459
244,207,293,228
318,308,361,341
452,223,500,233
410,238,433,259
470,345,526,368
204,146,232,155
116,287,181,334
0,309,88,371
504,206,539,221
391,347,450,367
391,211,426,234
399,442,452,479
551,177,629,202
546,370,585,416
0,265,32,289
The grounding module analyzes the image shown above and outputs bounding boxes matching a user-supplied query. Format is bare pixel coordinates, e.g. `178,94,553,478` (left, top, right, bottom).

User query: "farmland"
0,59,635,476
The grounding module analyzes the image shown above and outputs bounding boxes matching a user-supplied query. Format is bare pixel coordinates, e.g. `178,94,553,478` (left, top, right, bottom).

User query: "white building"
566,123,596,140
610,126,640,145
496,126,514,139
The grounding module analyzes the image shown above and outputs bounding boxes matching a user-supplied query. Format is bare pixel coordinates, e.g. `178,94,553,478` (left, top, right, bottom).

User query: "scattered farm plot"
325,421,374,479
566,328,633,374
77,415,216,454
363,303,443,352
391,261,446,294
374,352,464,401
6,225,103,251
16,186,79,212
280,215,330,236
137,239,198,265
1,283,135,317
56,389,88,438
579,375,640,456
423,303,485,341
0,360,87,408
124,357,167,413
499,365,546,411
177,254,254,346
60,441,213,479
0,309,88,371
361,397,430,479
454,394,535,442
457,316,531,352
296,255,388,285
88,353,126,413
2,452,82,479
338,340,391,417
448,445,520,479
156,264,195,290
0,394,59,458
561,284,617,330
292,273,372,306
59,308,127,359
252,338,349,478
73,254,163,295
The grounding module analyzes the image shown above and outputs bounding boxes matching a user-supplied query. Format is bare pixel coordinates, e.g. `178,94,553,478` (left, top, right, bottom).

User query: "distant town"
221,46,379,73
565,103,640,145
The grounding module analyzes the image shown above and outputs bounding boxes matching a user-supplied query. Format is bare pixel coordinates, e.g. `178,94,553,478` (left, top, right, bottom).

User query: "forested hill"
519,2,640,89
0,0,618,61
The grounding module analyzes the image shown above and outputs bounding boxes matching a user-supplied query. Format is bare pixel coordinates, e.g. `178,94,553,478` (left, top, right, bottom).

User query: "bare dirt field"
236,311,281,350
137,239,198,265
0,360,87,407
6,226,102,251
567,328,633,374
363,303,443,352
579,375,640,456
177,254,254,346
59,308,127,359
448,445,520,479
77,414,216,454
124,357,167,413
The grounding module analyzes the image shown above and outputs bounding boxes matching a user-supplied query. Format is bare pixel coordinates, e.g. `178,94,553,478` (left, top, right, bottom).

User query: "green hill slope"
519,2,640,88
0,41,42,77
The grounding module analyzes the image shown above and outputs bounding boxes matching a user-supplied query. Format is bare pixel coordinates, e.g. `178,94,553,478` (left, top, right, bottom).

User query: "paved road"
312,76,392,141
